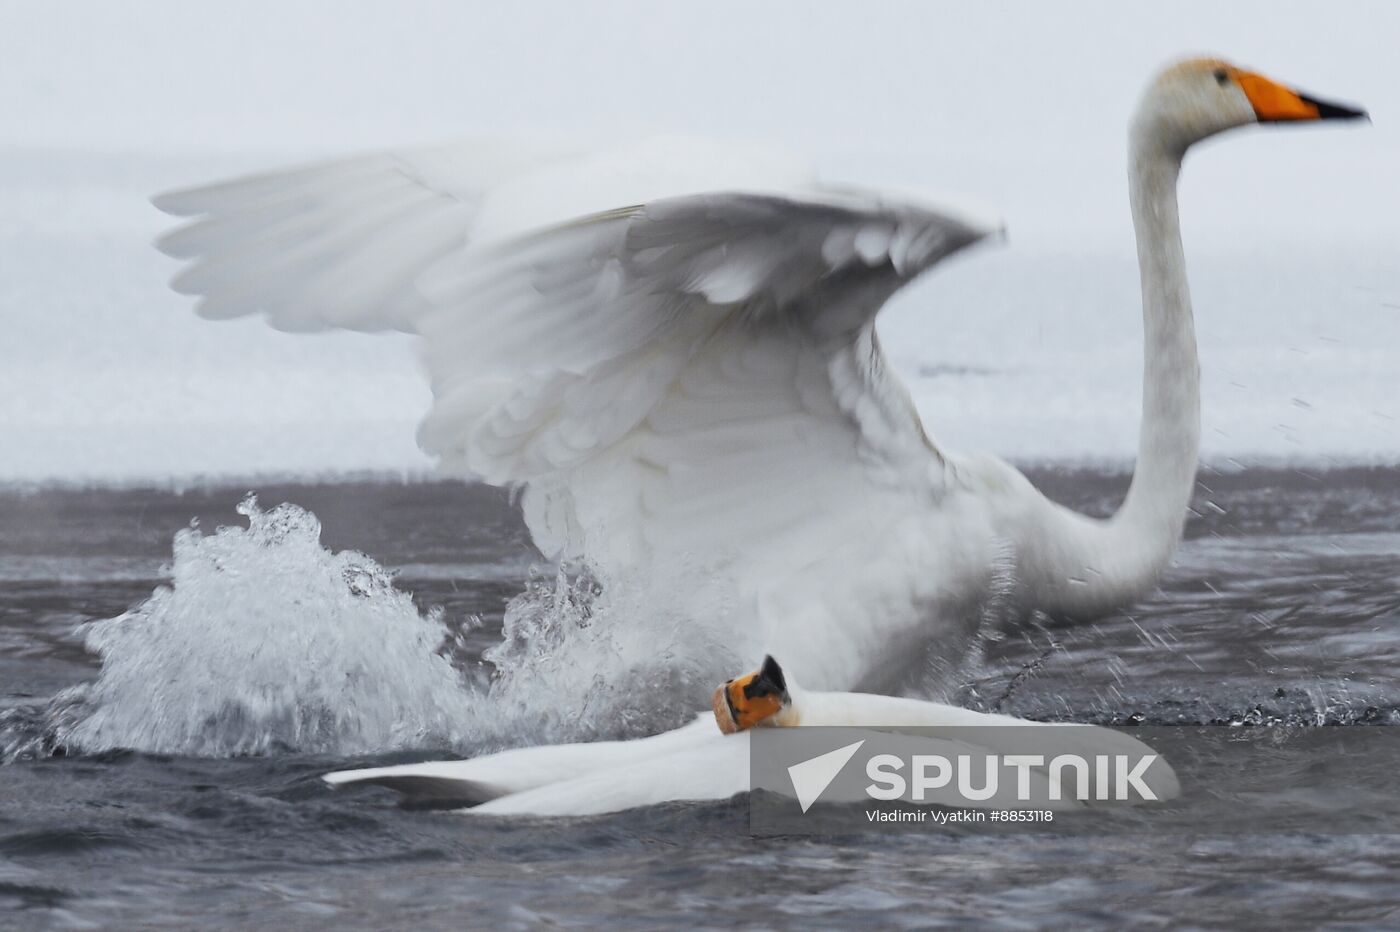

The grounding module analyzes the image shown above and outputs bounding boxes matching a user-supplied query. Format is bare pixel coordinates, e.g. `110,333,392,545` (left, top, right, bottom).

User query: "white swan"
323,657,1179,817
154,58,1364,693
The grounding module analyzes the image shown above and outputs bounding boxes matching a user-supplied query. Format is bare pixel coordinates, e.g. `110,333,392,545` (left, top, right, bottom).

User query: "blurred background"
4,0,1397,483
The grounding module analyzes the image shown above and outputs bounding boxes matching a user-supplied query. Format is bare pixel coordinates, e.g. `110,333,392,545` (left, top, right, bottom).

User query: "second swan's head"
713,655,790,734
1135,57,1367,154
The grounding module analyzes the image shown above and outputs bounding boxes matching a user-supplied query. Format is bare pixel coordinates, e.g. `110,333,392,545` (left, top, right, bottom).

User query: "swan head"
1136,57,1367,154
712,655,790,734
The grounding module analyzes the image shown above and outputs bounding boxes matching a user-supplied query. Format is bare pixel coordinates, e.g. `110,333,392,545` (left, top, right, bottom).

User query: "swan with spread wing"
322,656,1180,817
155,58,1364,693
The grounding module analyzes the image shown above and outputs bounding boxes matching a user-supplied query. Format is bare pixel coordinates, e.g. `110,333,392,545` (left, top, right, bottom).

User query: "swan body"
155,59,1364,694
324,658,1179,817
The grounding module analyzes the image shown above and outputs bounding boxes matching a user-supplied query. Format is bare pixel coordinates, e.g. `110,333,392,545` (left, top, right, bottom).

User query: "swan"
153,57,1365,694
323,656,1179,817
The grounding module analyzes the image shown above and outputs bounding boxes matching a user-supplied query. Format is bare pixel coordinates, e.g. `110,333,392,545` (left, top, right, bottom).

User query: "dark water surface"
2,469,1400,929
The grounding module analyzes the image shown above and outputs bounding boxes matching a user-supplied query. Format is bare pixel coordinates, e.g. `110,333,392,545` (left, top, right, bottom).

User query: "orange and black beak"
1234,69,1368,123
712,655,789,734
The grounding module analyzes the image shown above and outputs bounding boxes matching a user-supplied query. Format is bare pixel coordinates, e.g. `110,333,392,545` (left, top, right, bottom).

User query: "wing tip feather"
151,187,207,218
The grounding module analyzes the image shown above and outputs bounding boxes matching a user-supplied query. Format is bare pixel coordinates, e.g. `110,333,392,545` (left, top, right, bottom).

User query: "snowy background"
3,0,1398,483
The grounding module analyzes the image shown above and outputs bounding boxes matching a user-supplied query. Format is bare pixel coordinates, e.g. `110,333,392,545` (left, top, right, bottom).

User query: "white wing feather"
322,715,716,804
155,139,1003,688
320,694,1177,817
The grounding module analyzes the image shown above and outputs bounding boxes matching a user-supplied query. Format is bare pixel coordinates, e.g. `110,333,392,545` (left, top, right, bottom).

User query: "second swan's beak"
713,655,790,734
1235,70,1368,123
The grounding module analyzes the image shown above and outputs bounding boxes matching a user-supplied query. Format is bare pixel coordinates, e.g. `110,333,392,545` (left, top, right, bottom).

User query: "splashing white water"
52,497,476,756
46,496,733,758
486,561,740,743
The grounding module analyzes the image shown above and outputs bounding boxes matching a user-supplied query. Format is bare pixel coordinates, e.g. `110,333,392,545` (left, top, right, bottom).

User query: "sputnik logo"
786,739,865,813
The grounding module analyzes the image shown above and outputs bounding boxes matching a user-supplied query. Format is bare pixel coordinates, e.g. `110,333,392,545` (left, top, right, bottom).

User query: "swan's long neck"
1117,132,1200,560
1024,123,1199,616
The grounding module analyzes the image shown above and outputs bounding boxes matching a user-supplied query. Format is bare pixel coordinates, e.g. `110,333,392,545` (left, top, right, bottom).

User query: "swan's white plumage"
155,59,1365,690
322,716,718,806
322,685,1178,818
160,58,1358,819
156,137,1005,689
153,135,821,331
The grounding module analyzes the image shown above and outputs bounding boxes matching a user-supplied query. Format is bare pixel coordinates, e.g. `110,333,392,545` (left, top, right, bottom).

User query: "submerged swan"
154,58,1365,692
323,657,1178,817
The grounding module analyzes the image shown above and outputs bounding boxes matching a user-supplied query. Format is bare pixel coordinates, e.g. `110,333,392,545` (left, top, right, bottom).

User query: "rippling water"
3,469,1400,928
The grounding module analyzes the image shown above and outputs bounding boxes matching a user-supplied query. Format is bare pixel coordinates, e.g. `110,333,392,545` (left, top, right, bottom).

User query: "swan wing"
459,730,1076,818
153,135,814,331
322,759,513,805
469,730,751,818
458,722,1170,818
156,141,1002,684
323,716,715,805
416,189,999,687
410,186,997,567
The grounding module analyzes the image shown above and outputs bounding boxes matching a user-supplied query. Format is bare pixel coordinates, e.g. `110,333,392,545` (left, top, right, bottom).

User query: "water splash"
47,497,476,757
485,562,738,745
19,496,730,760
5,492,1395,763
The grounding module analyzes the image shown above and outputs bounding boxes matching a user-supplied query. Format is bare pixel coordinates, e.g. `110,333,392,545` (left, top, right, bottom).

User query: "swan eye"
1213,68,1230,86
